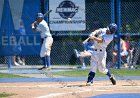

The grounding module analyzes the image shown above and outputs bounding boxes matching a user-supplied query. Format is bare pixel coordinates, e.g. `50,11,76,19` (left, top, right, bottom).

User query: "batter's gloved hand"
31,21,38,29
33,21,38,27
89,33,93,37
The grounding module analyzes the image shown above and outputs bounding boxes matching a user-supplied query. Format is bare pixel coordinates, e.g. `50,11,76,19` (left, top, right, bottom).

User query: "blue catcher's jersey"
84,42,95,51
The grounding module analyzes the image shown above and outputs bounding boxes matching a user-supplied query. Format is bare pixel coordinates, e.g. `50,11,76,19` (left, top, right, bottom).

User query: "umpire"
31,13,53,70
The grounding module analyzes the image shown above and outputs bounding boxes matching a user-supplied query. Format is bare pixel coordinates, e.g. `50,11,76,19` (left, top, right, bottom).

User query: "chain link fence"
121,1,140,34
0,0,140,69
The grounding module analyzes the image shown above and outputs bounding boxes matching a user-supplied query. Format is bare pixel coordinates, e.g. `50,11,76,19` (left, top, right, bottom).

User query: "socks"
42,57,47,67
46,56,51,67
42,56,51,67
106,71,112,78
87,71,95,83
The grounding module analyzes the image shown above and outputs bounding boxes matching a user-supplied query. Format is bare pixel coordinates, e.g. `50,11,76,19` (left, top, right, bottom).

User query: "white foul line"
37,89,92,98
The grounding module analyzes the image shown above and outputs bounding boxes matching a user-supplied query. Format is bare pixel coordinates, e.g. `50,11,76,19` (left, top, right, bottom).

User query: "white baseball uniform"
90,28,114,74
36,19,53,57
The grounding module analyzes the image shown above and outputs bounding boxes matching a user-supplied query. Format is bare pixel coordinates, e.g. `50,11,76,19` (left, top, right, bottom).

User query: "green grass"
0,73,29,78
110,69,140,76
0,69,140,78
0,93,16,97
53,69,140,77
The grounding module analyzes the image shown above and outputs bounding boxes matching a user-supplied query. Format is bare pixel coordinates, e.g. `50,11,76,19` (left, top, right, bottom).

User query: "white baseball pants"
40,36,53,57
90,51,108,74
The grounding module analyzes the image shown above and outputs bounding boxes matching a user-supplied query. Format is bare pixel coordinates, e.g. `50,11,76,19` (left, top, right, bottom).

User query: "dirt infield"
0,80,140,98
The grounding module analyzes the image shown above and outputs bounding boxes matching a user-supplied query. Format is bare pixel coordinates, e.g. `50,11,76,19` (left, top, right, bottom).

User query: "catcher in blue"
31,13,53,70
86,23,117,86
74,37,95,69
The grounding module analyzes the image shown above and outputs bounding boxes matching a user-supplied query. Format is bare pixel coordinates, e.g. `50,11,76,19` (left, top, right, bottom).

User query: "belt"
44,36,51,38
94,49,102,52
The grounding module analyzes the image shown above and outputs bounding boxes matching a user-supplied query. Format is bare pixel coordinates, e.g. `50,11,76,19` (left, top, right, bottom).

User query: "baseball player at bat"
86,23,117,86
31,13,53,70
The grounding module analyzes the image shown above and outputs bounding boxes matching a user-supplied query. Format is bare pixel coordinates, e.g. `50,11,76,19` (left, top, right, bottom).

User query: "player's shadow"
62,84,87,88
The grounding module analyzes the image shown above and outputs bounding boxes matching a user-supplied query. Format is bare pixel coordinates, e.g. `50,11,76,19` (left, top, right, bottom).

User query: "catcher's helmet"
107,23,117,34
37,13,44,19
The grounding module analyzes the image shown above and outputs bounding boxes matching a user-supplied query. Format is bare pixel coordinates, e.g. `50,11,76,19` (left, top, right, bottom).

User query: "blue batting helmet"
37,13,44,19
107,23,117,34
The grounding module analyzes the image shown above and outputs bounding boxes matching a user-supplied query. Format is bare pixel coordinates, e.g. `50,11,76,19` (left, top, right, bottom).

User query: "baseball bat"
43,10,52,17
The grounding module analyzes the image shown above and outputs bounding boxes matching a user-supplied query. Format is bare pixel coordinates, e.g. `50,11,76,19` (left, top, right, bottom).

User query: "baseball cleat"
38,66,47,70
81,65,87,69
86,82,93,86
110,74,116,85
38,66,51,70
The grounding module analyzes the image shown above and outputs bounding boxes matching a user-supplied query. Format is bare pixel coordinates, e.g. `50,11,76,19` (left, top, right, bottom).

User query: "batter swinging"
86,23,117,86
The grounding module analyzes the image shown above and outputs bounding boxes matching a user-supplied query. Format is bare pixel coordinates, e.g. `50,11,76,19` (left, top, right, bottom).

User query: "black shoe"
110,74,116,85
38,66,47,70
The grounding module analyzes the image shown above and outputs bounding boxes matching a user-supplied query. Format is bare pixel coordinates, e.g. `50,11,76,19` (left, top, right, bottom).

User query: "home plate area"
0,80,140,98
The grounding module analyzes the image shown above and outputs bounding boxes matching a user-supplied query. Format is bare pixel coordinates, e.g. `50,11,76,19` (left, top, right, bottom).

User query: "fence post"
116,0,121,69
8,56,12,69
7,0,12,69
111,0,115,23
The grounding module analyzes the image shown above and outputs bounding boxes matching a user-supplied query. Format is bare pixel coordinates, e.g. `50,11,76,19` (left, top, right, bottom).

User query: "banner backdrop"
49,0,86,31
0,0,47,56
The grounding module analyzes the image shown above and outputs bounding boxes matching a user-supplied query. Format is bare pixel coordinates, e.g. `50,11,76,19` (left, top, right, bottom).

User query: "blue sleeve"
83,43,88,50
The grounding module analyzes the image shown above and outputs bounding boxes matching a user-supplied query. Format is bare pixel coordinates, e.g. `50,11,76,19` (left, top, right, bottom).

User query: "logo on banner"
56,0,78,19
